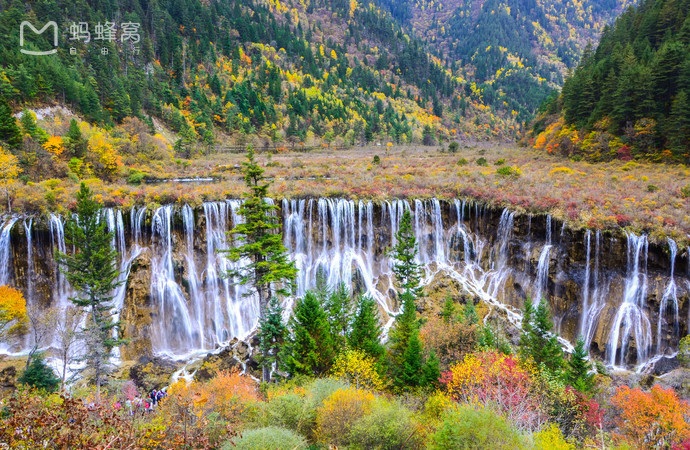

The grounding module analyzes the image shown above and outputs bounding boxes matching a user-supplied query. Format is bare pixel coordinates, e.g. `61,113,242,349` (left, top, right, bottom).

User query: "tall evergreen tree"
388,209,428,388
348,295,385,365
397,331,423,388
282,291,335,377
519,298,564,374
257,296,287,380
56,183,123,401
225,146,297,381
567,336,595,394
65,119,87,158
324,283,353,350
0,97,21,149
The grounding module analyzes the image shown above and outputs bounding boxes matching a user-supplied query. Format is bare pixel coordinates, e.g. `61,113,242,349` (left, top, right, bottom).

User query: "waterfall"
0,217,17,285
607,232,652,367
656,238,679,353
23,218,34,305
580,230,592,338
546,215,552,246
533,245,552,302
493,209,515,270
150,206,196,357
3,199,689,371
49,214,70,309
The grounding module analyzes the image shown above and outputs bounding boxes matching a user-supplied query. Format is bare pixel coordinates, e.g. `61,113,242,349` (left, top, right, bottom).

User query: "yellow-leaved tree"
0,285,27,339
0,146,20,211
42,136,64,159
88,131,122,181
331,350,385,390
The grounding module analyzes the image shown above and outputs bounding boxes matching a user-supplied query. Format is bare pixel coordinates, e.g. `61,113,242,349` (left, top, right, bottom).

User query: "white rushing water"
0,200,688,371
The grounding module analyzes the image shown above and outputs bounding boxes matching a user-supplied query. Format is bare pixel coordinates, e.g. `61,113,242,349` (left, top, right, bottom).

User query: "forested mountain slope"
0,0,527,148
377,0,636,122
526,0,690,164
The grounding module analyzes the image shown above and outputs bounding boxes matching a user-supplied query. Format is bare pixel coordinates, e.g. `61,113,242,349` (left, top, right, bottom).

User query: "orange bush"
611,385,690,448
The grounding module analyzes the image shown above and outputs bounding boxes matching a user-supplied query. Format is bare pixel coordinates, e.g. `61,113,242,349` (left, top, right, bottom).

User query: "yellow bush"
331,350,384,391
549,167,574,176
316,388,375,446
534,423,576,449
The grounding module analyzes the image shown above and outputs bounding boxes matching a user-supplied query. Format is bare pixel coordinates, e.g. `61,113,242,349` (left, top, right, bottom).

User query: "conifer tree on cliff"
388,209,434,388
56,183,123,401
225,146,297,382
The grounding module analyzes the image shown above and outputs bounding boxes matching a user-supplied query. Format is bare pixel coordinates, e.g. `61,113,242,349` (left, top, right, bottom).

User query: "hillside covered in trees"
0,0,527,150
378,0,636,123
526,0,690,164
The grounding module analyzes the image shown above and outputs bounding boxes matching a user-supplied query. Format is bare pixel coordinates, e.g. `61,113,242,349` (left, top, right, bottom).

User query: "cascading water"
1,199,688,372
0,217,17,285
533,245,552,303
607,232,653,367
150,205,197,356
657,238,679,353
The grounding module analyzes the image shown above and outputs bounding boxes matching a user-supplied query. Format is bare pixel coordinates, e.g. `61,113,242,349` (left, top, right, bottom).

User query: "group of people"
115,388,168,416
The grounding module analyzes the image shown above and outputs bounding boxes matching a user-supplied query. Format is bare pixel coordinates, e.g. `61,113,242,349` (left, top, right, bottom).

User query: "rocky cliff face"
1,199,688,373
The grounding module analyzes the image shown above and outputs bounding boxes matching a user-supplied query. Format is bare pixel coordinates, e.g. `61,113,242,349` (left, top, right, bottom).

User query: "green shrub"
494,158,505,165
429,406,527,450
349,399,423,449
223,426,307,450
127,169,147,185
373,155,381,165
476,157,488,167
680,335,690,368
448,142,459,153
259,378,349,439
17,354,60,392
647,184,659,192
457,158,468,166
496,166,522,178
681,184,690,199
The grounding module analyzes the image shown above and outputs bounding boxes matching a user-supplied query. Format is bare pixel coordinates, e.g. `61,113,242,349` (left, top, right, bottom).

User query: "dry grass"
13,143,690,247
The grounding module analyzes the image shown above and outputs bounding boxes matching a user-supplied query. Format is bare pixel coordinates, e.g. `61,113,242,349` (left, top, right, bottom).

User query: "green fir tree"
225,146,297,382
56,183,123,401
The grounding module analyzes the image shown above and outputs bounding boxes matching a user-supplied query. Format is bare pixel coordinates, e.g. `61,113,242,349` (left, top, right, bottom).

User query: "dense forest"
527,0,690,164
0,0,525,150
377,0,636,122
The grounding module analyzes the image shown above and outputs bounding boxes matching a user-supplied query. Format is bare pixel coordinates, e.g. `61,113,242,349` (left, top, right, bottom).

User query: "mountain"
377,0,636,122
0,0,530,149
525,0,690,164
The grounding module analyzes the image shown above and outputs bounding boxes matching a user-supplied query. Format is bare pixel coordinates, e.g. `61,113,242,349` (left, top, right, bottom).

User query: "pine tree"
388,209,426,388
56,183,123,401
348,295,385,365
324,283,353,350
65,119,87,158
225,146,297,381
17,353,60,393
519,298,564,374
19,109,42,141
390,209,422,299
463,301,478,325
667,90,690,157
422,350,441,387
518,297,534,359
567,337,595,394
397,330,423,388
440,298,456,323
0,97,21,149
282,291,335,377
257,297,287,380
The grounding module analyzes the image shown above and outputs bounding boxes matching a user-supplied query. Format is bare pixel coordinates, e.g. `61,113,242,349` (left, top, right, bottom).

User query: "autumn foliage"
0,285,27,338
611,385,690,448
440,351,547,431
